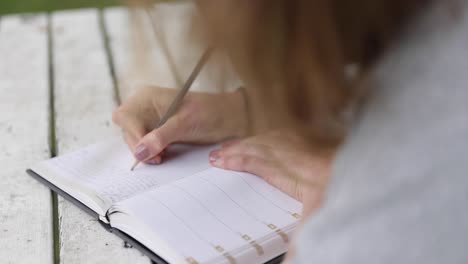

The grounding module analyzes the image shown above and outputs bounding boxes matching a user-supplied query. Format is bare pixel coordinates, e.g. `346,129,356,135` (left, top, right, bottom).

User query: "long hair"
132,0,427,149
197,0,427,146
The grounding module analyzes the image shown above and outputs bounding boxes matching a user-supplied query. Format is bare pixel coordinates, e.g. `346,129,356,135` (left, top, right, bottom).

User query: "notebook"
27,138,302,264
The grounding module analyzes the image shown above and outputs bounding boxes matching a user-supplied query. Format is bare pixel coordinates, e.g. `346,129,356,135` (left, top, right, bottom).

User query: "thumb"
134,117,181,161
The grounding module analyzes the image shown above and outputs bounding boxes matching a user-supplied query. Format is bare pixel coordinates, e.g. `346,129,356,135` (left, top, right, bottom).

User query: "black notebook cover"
26,169,285,264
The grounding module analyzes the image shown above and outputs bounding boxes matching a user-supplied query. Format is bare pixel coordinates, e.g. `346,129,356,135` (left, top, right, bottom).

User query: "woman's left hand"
209,130,334,218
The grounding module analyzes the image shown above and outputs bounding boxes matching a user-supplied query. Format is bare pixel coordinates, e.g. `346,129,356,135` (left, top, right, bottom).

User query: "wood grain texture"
104,2,241,101
0,14,53,264
145,2,242,92
103,6,179,100
51,9,149,263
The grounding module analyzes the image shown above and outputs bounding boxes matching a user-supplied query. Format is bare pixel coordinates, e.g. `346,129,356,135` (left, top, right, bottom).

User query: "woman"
113,0,468,263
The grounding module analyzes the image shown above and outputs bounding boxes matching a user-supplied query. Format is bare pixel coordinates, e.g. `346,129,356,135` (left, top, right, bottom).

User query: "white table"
0,2,239,263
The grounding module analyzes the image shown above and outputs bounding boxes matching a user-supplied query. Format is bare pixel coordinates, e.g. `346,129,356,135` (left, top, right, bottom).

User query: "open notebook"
27,139,302,264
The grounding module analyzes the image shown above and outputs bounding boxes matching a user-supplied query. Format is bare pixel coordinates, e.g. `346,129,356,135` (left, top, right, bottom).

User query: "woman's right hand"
112,86,248,164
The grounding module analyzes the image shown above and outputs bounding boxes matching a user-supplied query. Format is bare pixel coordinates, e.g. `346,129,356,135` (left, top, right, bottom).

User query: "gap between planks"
44,3,241,263
0,13,53,264
46,12,61,264
98,8,122,106
50,8,149,263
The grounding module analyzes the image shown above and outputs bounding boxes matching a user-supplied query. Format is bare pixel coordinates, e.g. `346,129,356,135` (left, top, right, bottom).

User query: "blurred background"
0,0,121,15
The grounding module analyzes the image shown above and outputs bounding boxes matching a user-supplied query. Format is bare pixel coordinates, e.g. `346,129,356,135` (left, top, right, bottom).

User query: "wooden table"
0,2,239,263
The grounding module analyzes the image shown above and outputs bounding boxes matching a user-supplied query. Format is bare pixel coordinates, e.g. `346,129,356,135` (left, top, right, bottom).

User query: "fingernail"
213,157,223,167
135,145,150,161
209,150,224,167
209,149,221,162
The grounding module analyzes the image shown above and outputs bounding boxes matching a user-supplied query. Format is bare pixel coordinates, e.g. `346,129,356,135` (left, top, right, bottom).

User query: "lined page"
110,168,302,264
37,138,216,203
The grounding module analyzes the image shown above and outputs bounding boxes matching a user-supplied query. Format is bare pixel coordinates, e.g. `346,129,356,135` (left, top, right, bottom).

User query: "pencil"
130,48,213,171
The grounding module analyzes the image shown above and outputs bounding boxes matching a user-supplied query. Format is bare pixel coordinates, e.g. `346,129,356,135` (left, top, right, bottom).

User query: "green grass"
0,0,121,15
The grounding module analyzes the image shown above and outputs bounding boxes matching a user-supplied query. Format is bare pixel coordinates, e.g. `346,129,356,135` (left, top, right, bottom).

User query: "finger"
212,149,306,199
123,132,140,152
221,138,242,148
112,109,147,139
134,117,181,162
211,153,279,181
209,142,264,167
221,141,271,159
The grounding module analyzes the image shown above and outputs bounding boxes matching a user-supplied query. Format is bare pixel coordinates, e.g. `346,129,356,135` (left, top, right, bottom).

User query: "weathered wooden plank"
0,14,53,263
104,2,241,101
51,9,149,263
148,2,242,93
103,6,179,100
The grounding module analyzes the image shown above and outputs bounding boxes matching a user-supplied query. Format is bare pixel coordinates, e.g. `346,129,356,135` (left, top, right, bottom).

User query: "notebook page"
35,138,216,204
109,168,302,264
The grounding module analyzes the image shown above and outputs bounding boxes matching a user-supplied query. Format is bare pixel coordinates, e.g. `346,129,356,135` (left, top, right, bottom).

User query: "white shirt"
293,1,468,263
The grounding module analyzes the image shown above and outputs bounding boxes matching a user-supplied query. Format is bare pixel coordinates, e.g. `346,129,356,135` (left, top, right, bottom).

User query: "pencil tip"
130,160,140,171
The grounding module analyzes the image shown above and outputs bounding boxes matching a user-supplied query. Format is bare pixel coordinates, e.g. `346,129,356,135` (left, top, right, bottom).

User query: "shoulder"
294,1,468,263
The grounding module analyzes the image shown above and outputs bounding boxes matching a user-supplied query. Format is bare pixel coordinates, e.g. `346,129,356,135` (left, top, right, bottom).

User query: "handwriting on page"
46,140,215,202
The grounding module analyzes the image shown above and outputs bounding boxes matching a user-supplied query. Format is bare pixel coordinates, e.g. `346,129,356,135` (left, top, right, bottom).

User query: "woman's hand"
209,130,333,217
112,86,247,164
209,130,335,262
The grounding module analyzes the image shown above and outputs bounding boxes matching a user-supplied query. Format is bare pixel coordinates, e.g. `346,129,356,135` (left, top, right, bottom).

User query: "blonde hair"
134,0,427,149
